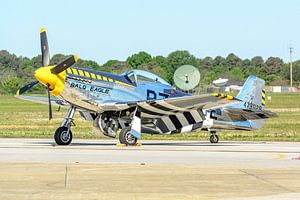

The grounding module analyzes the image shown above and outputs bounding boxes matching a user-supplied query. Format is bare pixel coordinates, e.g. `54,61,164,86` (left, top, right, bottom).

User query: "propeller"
40,28,50,67
17,80,39,95
51,55,78,74
16,28,78,124
47,84,53,125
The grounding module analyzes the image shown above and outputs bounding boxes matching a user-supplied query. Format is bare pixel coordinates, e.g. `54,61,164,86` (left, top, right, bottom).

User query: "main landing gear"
118,108,140,146
209,131,219,143
119,126,138,146
54,106,76,145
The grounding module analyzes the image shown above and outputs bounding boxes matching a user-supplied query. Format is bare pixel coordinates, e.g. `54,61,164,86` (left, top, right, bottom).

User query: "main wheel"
119,127,137,146
209,134,219,143
54,127,72,145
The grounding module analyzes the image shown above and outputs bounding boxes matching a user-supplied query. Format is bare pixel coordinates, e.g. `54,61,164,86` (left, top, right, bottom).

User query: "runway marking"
115,143,142,147
64,164,68,188
115,143,126,147
271,153,286,160
239,169,297,193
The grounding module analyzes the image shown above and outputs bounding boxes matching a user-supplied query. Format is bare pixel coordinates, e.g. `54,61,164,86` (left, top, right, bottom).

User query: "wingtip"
16,90,20,96
40,27,46,33
49,119,53,125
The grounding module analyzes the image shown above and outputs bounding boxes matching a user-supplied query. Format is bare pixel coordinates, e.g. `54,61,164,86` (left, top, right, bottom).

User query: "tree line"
0,49,299,94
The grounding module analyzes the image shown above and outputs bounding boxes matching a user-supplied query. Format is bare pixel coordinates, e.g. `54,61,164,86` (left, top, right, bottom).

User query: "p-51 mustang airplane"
16,28,277,145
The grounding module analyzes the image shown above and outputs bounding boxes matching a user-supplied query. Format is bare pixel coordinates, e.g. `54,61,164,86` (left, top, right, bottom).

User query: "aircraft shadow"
29,141,240,147
140,142,240,147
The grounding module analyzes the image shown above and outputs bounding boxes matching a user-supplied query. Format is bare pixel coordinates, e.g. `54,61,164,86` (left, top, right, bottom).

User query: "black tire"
210,134,219,143
119,127,137,146
54,127,72,145
118,129,126,144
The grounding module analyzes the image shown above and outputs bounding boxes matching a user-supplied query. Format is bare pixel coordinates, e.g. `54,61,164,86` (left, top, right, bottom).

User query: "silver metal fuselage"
59,67,177,113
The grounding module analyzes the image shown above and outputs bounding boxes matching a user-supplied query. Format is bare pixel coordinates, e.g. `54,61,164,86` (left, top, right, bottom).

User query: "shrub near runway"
0,93,299,141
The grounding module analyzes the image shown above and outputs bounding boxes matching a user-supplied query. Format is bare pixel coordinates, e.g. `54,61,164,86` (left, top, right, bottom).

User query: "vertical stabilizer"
236,75,265,111
233,75,266,129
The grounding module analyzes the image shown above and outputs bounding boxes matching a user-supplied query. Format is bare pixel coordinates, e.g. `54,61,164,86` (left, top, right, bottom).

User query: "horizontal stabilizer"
224,108,277,121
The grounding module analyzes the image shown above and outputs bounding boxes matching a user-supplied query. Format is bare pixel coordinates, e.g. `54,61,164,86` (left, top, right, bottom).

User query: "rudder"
236,75,265,111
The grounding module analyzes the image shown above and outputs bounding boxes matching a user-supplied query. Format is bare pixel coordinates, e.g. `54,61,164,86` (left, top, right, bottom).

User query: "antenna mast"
289,44,293,89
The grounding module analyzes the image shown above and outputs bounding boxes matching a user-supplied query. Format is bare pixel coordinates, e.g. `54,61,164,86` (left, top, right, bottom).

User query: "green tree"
167,50,197,70
102,60,130,73
265,57,284,74
283,60,300,82
225,53,242,70
202,56,214,68
230,67,244,81
75,59,100,70
154,55,167,66
202,71,217,84
242,59,251,67
127,51,152,68
150,66,168,82
1,76,23,94
28,55,43,68
153,55,173,82
213,56,225,67
250,56,264,67
244,66,260,77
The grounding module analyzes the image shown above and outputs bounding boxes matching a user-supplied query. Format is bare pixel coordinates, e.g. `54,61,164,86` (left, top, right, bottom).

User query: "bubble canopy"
122,70,171,86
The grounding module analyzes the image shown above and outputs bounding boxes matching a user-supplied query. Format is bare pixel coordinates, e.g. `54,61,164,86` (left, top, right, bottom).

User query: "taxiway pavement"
0,138,299,199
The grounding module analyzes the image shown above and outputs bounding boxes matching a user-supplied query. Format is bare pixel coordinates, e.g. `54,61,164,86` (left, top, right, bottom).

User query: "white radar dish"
173,65,200,91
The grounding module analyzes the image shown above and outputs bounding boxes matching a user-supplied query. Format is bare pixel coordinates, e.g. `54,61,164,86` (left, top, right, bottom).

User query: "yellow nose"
34,66,66,96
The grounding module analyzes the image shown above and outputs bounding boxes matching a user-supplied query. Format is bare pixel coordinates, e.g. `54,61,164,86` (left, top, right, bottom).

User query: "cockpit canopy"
123,70,171,86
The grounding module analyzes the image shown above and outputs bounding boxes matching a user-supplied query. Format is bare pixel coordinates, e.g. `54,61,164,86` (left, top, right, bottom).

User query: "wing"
15,95,69,107
100,94,240,116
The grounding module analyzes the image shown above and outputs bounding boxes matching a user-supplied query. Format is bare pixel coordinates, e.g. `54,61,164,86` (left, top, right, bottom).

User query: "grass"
0,95,94,139
0,93,300,141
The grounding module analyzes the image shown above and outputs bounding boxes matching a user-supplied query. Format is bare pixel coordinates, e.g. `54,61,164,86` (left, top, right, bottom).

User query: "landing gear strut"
209,131,219,143
119,126,137,146
54,106,76,145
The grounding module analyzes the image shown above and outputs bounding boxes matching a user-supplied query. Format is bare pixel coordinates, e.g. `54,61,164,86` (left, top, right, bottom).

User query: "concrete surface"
0,138,299,199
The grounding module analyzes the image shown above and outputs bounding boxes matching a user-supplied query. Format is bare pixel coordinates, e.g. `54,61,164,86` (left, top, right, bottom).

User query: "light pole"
289,45,293,89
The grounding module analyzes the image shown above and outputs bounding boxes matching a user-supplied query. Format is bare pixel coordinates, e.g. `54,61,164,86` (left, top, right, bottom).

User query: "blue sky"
1,0,300,64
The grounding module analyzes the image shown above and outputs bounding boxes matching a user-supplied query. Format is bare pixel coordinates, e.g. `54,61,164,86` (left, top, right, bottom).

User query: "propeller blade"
50,55,78,74
47,84,53,125
40,28,50,66
16,80,39,95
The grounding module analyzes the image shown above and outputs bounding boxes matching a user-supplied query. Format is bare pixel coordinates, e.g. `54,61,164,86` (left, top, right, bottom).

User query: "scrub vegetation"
0,93,299,141
1,50,300,95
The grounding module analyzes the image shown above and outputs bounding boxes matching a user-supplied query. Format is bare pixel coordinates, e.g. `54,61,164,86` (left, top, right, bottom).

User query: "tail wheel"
54,127,72,145
119,126,137,146
210,134,219,143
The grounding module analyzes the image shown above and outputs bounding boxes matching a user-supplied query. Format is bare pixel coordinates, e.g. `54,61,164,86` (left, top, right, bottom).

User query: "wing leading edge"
15,95,68,107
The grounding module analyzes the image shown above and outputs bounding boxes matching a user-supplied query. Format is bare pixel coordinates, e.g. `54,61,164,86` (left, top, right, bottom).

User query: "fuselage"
58,67,189,112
